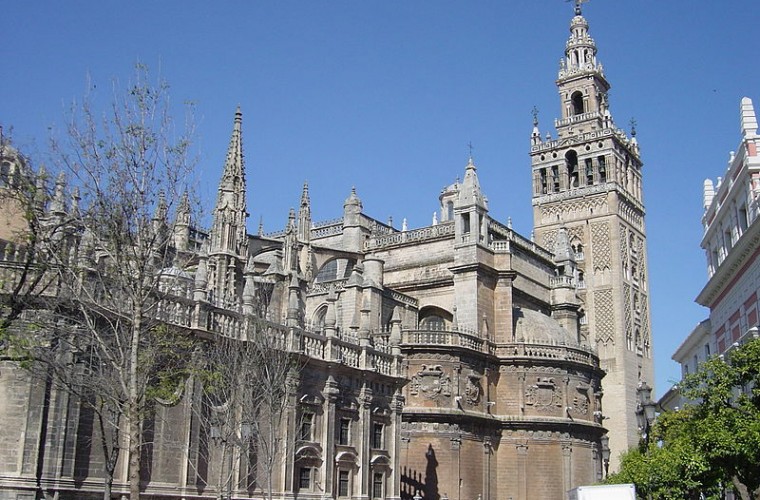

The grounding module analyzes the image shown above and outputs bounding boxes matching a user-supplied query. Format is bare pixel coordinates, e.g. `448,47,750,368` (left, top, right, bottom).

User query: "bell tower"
530,2,653,466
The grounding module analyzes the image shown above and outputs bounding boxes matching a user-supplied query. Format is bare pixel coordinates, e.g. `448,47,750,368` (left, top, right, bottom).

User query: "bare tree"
199,318,302,500
0,131,61,334
20,64,198,500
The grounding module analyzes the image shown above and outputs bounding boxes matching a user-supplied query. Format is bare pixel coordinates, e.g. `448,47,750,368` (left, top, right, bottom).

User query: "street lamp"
600,434,610,478
635,381,657,446
209,423,231,500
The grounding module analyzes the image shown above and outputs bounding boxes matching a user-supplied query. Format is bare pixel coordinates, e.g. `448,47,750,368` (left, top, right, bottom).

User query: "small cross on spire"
531,106,539,127
629,117,637,137
467,141,475,162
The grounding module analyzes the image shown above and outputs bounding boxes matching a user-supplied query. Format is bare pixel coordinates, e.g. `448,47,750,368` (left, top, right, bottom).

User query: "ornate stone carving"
408,365,452,401
571,385,590,416
524,377,563,412
464,370,482,407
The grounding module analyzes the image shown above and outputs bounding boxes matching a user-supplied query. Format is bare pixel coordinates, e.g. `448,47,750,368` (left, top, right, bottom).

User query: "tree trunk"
128,405,141,499
129,315,142,499
732,476,750,500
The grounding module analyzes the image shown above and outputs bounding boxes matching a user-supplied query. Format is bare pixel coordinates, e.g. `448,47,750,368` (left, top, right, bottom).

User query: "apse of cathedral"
0,3,651,500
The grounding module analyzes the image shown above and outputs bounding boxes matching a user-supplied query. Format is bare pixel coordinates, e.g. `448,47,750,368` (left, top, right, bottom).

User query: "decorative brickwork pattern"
542,229,558,253
590,222,611,272
623,283,632,349
593,289,615,345
641,296,651,356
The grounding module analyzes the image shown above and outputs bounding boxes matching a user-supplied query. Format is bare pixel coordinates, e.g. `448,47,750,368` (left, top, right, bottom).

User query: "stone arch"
418,305,453,331
571,91,585,115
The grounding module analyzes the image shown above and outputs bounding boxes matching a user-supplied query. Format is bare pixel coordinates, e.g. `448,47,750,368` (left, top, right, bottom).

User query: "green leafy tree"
680,334,760,499
608,335,760,500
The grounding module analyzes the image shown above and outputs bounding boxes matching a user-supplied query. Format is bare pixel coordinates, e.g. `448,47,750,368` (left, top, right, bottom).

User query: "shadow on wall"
401,444,440,500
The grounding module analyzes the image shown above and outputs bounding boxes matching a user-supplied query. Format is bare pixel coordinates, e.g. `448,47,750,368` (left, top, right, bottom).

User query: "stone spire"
50,172,67,217
458,157,488,210
297,181,311,243
173,191,191,253
559,3,603,82
210,107,248,255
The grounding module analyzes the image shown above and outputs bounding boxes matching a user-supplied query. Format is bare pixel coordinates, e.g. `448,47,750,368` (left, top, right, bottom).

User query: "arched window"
565,150,579,189
421,315,445,330
418,306,453,331
315,259,355,283
312,305,328,332
446,201,454,221
571,91,584,115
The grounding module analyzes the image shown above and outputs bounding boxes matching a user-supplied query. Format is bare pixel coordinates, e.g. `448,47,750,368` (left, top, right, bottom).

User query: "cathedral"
0,4,652,500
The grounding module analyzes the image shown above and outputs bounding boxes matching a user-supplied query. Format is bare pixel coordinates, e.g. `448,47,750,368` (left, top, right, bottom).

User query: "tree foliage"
608,334,760,500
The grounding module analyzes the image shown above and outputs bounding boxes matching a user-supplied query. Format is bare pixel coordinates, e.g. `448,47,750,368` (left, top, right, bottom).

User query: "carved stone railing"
312,218,344,239
488,219,553,261
307,278,347,296
549,275,574,287
300,330,326,359
402,329,492,355
499,342,599,368
365,221,455,250
554,110,601,128
206,307,243,339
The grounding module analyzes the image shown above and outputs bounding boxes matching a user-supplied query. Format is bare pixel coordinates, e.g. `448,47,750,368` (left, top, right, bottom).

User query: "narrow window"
338,470,350,497
540,168,548,194
299,468,312,490
739,205,748,233
372,473,384,498
446,201,454,221
339,418,350,445
577,271,586,289
571,91,584,115
300,413,313,441
552,166,560,192
585,158,594,185
372,423,384,449
598,156,607,182
462,214,471,234
565,151,579,191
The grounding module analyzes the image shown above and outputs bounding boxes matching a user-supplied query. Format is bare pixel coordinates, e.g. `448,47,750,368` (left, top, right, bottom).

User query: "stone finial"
703,179,715,211
741,97,758,139
50,172,67,215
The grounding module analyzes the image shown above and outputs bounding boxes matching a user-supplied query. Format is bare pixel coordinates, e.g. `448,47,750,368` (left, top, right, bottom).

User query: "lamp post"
600,434,610,479
635,381,657,447
210,423,232,500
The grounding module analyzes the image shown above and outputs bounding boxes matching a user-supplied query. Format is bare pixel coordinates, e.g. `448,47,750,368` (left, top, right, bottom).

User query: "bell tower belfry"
530,2,653,466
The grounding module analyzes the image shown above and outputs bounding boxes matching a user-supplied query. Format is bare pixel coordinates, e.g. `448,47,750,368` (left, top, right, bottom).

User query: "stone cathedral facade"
0,5,651,500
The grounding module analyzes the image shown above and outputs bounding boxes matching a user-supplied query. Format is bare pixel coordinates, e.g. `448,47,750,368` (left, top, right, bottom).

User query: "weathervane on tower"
567,0,589,15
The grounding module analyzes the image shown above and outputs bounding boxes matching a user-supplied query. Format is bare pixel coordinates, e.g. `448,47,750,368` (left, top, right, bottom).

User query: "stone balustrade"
365,221,454,250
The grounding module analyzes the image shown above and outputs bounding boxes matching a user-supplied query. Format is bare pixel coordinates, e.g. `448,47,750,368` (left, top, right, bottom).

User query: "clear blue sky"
4,1,760,397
